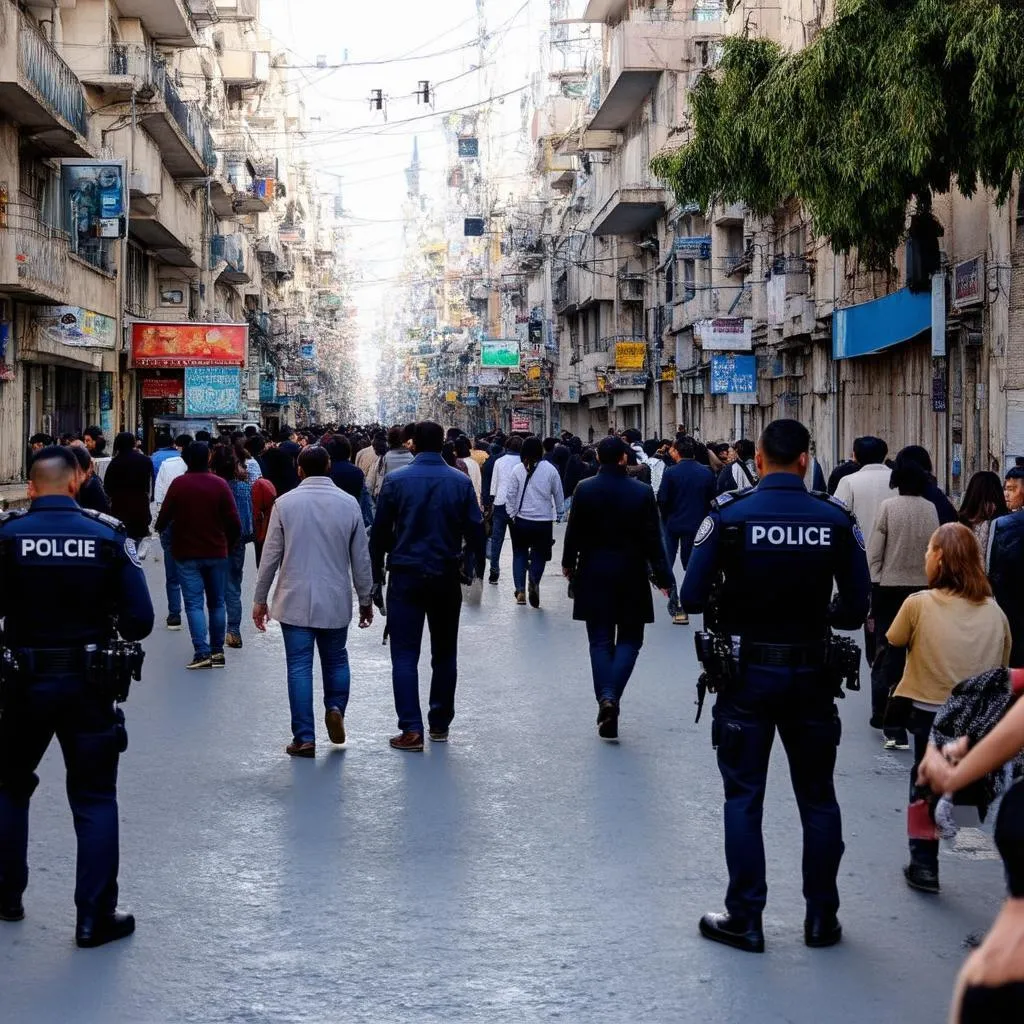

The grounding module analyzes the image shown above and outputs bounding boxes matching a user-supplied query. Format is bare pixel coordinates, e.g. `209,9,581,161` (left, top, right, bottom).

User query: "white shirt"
505,460,565,522
154,455,186,509
462,456,482,506
490,452,522,506
834,463,896,575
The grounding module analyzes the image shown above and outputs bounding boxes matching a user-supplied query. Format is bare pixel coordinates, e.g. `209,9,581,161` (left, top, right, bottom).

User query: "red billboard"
130,322,247,368
141,376,184,400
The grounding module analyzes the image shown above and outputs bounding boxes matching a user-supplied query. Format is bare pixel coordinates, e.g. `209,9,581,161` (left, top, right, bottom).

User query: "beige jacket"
834,464,897,577
867,495,939,588
253,476,372,629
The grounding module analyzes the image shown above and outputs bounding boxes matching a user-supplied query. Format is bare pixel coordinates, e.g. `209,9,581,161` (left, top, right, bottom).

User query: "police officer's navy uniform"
0,495,153,940
681,471,870,949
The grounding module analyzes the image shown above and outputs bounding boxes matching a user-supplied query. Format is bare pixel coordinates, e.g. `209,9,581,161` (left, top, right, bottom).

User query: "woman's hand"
917,738,969,793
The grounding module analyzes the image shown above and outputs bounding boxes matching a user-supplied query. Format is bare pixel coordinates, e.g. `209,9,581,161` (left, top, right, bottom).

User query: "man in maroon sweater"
154,442,241,669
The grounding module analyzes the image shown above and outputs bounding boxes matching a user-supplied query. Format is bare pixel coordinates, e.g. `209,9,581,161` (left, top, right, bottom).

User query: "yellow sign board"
616,341,646,369
445,390,458,403
527,364,542,381
661,367,675,381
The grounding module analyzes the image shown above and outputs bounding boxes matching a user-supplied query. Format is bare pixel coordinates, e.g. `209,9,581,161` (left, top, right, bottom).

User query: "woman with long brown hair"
886,522,1012,895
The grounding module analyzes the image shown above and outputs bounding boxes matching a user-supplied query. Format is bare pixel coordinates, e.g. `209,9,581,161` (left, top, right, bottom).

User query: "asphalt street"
0,529,1007,1023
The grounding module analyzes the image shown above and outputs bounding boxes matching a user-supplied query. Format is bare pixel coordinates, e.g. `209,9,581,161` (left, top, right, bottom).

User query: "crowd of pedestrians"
21,416,1024,1014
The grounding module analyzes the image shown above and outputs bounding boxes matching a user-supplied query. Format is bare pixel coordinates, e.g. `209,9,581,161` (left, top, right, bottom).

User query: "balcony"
588,19,691,132
531,96,578,143
672,287,718,333
0,6,90,156
139,76,216,178
73,45,165,105
0,213,69,304
215,0,259,20
187,0,221,26
219,49,271,87
211,234,251,285
114,0,200,47
713,200,745,226
591,186,668,236
581,0,629,21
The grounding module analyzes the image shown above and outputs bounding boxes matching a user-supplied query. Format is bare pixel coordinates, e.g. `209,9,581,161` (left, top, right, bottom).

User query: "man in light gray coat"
253,446,374,758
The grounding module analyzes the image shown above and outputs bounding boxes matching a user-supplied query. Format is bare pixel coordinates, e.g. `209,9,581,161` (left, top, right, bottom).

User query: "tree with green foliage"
650,0,1024,268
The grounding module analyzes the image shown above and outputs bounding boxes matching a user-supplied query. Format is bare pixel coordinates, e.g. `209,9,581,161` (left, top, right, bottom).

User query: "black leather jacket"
989,511,1024,665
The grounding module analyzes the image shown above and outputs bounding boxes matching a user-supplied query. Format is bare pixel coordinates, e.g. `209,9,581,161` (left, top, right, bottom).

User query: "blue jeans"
586,621,644,703
489,504,510,573
280,624,351,744
176,558,227,658
387,571,462,734
160,528,181,616
225,542,247,634
511,518,554,593
664,528,696,613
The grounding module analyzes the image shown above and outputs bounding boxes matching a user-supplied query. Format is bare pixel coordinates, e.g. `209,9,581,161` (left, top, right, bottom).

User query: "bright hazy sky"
260,0,560,360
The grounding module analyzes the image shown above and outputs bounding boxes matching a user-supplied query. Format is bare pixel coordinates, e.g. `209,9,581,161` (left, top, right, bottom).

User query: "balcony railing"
18,14,87,137
163,76,216,170
109,44,166,92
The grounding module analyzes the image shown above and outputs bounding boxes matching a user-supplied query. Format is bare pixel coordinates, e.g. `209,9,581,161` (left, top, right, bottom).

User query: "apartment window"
18,154,60,229
665,259,675,304
581,310,591,354
125,243,149,316
682,259,696,301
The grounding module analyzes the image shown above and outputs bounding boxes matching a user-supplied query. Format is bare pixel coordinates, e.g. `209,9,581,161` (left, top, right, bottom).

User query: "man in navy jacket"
657,436,716,624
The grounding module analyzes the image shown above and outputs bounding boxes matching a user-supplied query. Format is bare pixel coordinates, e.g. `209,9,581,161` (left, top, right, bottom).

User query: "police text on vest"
20,538,97,558
748,524,831,547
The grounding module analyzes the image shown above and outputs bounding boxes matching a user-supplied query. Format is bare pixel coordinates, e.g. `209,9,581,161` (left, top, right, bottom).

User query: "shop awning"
832,287,931,359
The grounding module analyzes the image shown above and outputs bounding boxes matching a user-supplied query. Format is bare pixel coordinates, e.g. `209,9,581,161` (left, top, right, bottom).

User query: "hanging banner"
673,236,712,259
931,273,946,358
695,317,753,351
131,322,247,368
481,339,520,368
34,306,117,349
710,354,757,394
615,341,646,369
184,367,243,416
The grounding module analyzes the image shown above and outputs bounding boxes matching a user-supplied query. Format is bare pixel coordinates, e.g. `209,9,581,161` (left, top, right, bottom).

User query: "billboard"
615,341,646,369
481,339,520,368
131,322,247,368
184,367,243,416
141,377,184,400
61,160,127,245
34,306,117,349
710,354,756,394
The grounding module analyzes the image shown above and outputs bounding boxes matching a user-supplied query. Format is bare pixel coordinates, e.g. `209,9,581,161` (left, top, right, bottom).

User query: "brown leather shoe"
286,741,315,758
325,708,346,745
389,731,424,751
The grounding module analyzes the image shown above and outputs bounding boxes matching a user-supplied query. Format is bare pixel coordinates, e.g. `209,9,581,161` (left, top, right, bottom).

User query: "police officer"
681,419,870,953
0,446,154,947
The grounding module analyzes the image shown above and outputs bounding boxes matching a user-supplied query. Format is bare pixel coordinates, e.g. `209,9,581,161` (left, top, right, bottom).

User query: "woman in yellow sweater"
886,522,1012,894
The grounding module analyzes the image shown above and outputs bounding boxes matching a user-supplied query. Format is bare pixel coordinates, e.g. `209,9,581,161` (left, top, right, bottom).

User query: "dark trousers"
489,504,510,574
664,527,696,612
585,620,645,703
511,518,554,593
871,585,923,741
908,707,940,871
712,667,844,920
254,539,265,568
0,674,124,917
387,571,462,734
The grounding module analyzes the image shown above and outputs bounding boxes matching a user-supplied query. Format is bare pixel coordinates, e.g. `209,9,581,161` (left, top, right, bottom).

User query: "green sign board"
481,339,520,369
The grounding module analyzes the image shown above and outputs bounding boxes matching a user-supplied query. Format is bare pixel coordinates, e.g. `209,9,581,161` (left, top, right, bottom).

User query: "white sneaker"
883,738,897,751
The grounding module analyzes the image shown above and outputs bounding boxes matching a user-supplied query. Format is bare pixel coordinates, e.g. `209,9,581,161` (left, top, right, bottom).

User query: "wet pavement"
0,532,1005,1022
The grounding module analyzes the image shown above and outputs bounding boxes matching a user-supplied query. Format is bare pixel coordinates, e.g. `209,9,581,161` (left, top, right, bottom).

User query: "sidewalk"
0,482,29,511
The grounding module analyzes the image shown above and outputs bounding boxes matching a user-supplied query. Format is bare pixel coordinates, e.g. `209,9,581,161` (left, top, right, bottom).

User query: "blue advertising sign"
259,376,275,403
184,367,243,416
674,235,712,259
300,342,315,359
710,354,757,394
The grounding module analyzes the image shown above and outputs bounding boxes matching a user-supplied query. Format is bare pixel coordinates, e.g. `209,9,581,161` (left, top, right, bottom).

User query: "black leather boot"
699,912,765,953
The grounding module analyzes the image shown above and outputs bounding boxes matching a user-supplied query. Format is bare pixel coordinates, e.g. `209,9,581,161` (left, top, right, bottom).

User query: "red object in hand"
1011,668,1024,697
908,799,939,840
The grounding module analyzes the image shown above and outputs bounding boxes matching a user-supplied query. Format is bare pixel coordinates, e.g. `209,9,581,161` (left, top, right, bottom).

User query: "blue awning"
832,287,931,359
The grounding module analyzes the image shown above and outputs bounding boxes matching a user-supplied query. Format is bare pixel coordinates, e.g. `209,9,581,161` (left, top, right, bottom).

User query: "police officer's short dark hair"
759,420,810,466
413,421,445,453
298,445,331,476
853,436,887,465
29,445,78,483
1006,466,1024,482
597,436,627,465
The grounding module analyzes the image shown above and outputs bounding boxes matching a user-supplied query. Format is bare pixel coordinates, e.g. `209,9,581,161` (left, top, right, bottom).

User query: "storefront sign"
710,353,756,394
445,390,458,403
615,341,646,369
300,342,315,360
511,412,531,431
526,364,542,381
458,137,479,158
131,322,247,368
481,339,520,369
952,255,984,308
61,160,127,242
476,368,505,387
259,376,275,403
695,317,753,351
673,236,712,259
184,367,243,416
931,273,946,357
35,306,117,350
142,377,184,400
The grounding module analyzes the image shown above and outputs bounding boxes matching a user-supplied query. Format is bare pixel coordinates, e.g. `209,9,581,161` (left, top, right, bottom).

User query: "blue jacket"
370,452,483,581
0,496,154,647
657,459,715,535
681,472,870,643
